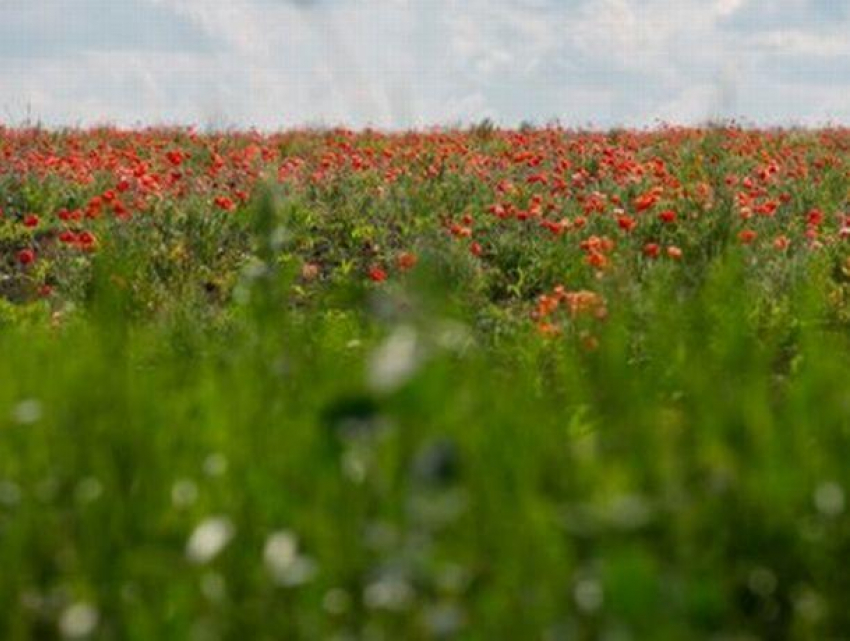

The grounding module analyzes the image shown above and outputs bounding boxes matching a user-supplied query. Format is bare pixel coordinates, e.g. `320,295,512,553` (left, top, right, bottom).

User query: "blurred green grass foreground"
3,127,850,639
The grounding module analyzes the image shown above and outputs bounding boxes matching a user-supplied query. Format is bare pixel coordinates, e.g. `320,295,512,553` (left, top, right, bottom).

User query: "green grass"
2,128,850,639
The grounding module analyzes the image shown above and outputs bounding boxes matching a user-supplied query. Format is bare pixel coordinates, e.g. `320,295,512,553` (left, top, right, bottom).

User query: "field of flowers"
2,125,850,639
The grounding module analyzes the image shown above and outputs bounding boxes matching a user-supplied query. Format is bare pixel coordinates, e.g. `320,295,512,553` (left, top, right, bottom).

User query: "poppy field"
3,125,850,639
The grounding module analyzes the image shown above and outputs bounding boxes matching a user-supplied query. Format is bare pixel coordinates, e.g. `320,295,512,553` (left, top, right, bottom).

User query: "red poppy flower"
368,266,387,283
585,251,608,268
166,150,185,167
738,229,757,245
77,231,98,250
396,252,417,271
537,322,561,337
658,210,676,224
449,223,472,238
214,196,235,212
643,243,661,259
17,248,36,266
617,215,637,232
634,190,660,213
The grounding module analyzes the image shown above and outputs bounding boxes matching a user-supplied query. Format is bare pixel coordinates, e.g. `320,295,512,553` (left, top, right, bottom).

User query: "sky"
1,0,849,129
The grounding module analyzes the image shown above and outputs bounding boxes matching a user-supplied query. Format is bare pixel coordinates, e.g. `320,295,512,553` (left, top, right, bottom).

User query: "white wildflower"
59,602,99,638
263,530,317,587
815,481,845,517
12,399,42,425
172,479,199,508
203,453,228,478
573,578,603,613
186,516,234,564
368,326,420,393
363,576,414,611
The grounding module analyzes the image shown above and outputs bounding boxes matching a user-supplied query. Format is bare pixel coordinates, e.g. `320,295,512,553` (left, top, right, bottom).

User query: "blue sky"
2,0,849,129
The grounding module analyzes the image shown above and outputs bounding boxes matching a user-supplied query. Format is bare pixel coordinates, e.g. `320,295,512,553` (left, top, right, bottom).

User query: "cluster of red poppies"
2,125,848,316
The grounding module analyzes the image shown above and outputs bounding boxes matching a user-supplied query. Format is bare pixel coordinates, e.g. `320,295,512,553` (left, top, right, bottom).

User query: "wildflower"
541,219,565,236
449,223,472,238
77,231,98,251
112,201,129,219
17,248,36,266
368,266,387,283
301,262,320,281
774,235,790,251
186,516,234,564
368,326,420,392
756,200,778,217
666,246,683,260
814,482,845,517
203,453,228,477
396,252,417,271
263,530,317,586
617,215,637,232
643,243,661,259
537,322,561,337
23,214,39,228
580,236,614,253
634,189,660,213
166,150,185,166
214,196,235,212
487,203,508,219
469,242,483,257
12,398,42,424
574,579,604,613
364,576,414,611
739,229,758,245
658,209,676,224
563,290,606,318
533,293,560,320
59,602,99,638
585,251,608,269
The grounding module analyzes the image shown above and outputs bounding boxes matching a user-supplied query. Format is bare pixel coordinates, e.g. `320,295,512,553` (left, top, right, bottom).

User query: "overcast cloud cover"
2,0,849,129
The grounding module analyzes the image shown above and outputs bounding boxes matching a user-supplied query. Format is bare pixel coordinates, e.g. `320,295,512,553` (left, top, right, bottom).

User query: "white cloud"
751,29,850,56
144,0,275,57
715,0,746,18
1,0,849,128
